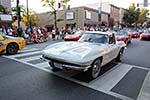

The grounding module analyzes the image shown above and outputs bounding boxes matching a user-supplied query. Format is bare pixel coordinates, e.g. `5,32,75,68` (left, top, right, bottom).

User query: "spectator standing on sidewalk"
26,26,32,37
56,27,60,40
16,26,23,37
52,28,56,40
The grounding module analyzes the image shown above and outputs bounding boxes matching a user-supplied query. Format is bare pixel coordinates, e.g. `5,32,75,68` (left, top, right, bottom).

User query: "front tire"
86,59,102,79
116,48,124,62
6,43,18,55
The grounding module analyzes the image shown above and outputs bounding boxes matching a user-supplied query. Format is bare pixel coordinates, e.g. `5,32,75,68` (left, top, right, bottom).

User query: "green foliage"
123,3,149,26
12,6,39,26
12,5,27,16
108,17,114,27
0,4,9,14
29,10,40,26
123,4,140,26
41,0,70,28
137,8,149,24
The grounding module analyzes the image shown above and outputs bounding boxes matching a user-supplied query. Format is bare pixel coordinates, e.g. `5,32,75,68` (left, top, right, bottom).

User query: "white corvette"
41,31,126,79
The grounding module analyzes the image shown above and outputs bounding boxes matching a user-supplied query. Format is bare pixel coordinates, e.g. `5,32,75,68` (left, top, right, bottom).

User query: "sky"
12,0,145,13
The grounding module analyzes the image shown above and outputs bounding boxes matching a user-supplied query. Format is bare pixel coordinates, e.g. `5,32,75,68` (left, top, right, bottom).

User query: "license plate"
54,62,63,69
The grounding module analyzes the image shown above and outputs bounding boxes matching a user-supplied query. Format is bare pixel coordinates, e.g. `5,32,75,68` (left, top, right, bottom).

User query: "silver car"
41,31,126,79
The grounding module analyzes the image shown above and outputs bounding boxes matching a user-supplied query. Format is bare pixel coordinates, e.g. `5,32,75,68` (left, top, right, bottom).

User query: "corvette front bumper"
40,55,91,71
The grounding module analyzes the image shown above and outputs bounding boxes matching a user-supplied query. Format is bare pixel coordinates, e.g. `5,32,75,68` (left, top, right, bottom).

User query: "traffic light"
137,3,139,7
68,5,70,10
58,3,61,8
144,0,148,7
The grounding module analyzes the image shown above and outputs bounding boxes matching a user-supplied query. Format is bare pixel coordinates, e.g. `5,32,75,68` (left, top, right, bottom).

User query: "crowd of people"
0,26,50,44
0,25,114,45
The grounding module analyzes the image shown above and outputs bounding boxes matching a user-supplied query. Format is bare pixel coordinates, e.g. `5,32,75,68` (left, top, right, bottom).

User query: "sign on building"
0,14,12,21
144,0,148,7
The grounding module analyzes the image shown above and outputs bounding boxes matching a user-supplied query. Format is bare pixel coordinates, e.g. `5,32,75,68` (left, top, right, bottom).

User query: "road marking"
2,49,148,100
36,62,49,68
137,71,150,100
108,91,134,100
20,48,40,53
5,50,42,58
122,63,150,71
88,63,132,92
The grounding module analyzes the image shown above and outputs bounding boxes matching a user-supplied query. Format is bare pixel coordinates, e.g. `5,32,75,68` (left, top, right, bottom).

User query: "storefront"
0,14,12,27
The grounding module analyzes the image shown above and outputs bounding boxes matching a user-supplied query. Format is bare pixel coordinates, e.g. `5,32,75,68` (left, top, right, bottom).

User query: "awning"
45,24,54,28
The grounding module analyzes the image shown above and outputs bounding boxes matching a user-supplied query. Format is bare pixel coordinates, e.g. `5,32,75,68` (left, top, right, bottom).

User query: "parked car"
0,35,26,54
41,31,126,79
140,30,150,40
64,30,84,41
115,31,131,44
128,29,140,38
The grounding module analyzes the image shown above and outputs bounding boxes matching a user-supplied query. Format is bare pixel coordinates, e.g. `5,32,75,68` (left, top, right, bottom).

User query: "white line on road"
88,63,132,93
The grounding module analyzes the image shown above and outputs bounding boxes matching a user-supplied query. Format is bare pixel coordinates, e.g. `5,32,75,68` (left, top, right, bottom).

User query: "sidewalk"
137,71,150,100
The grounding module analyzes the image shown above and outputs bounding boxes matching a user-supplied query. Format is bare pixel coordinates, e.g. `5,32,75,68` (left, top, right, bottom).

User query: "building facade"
87,2,124,24
110,4,120,23
38,6,110,30
119,8,127,24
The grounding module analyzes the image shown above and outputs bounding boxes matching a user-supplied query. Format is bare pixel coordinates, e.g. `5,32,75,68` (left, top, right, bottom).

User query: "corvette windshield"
78,33,108,43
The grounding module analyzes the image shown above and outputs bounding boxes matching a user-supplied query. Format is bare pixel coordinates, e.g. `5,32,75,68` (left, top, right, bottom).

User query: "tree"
12,6,39,26
123,3,140,26
0,4,9,14
41,0,70,29
136,8,149,24
108,17,114,27
21,9,39,26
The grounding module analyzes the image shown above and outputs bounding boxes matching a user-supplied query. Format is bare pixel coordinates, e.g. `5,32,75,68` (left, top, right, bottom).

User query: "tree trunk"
54,10,57,29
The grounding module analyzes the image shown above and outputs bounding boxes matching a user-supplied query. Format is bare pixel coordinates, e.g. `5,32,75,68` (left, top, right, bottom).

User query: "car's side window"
109,33,116,44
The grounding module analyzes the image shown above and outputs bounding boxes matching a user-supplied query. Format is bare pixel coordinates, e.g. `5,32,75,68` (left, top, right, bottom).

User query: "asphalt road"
0,57,121,100
122,38,150,68
0,38,150,100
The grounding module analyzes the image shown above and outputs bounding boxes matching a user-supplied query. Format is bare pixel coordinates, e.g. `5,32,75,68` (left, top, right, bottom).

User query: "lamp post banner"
98,7,101,14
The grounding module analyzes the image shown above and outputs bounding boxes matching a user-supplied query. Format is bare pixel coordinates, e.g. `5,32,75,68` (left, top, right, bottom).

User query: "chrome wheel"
86,59,102,79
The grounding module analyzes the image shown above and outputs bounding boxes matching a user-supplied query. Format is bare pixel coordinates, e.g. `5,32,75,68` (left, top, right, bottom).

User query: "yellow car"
0,35,26,54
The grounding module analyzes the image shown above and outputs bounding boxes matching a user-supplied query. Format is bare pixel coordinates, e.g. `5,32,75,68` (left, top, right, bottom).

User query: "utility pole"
98,0,102,22
16,0,21,27
26,0,30,27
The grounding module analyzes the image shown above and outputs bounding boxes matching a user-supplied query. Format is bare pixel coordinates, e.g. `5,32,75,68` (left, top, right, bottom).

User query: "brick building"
38,6,110,31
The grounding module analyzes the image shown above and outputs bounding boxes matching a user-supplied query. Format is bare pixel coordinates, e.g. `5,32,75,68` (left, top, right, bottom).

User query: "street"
0,38,150,100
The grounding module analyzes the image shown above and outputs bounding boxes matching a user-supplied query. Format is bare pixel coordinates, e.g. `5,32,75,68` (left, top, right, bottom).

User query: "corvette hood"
42,42,106,64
